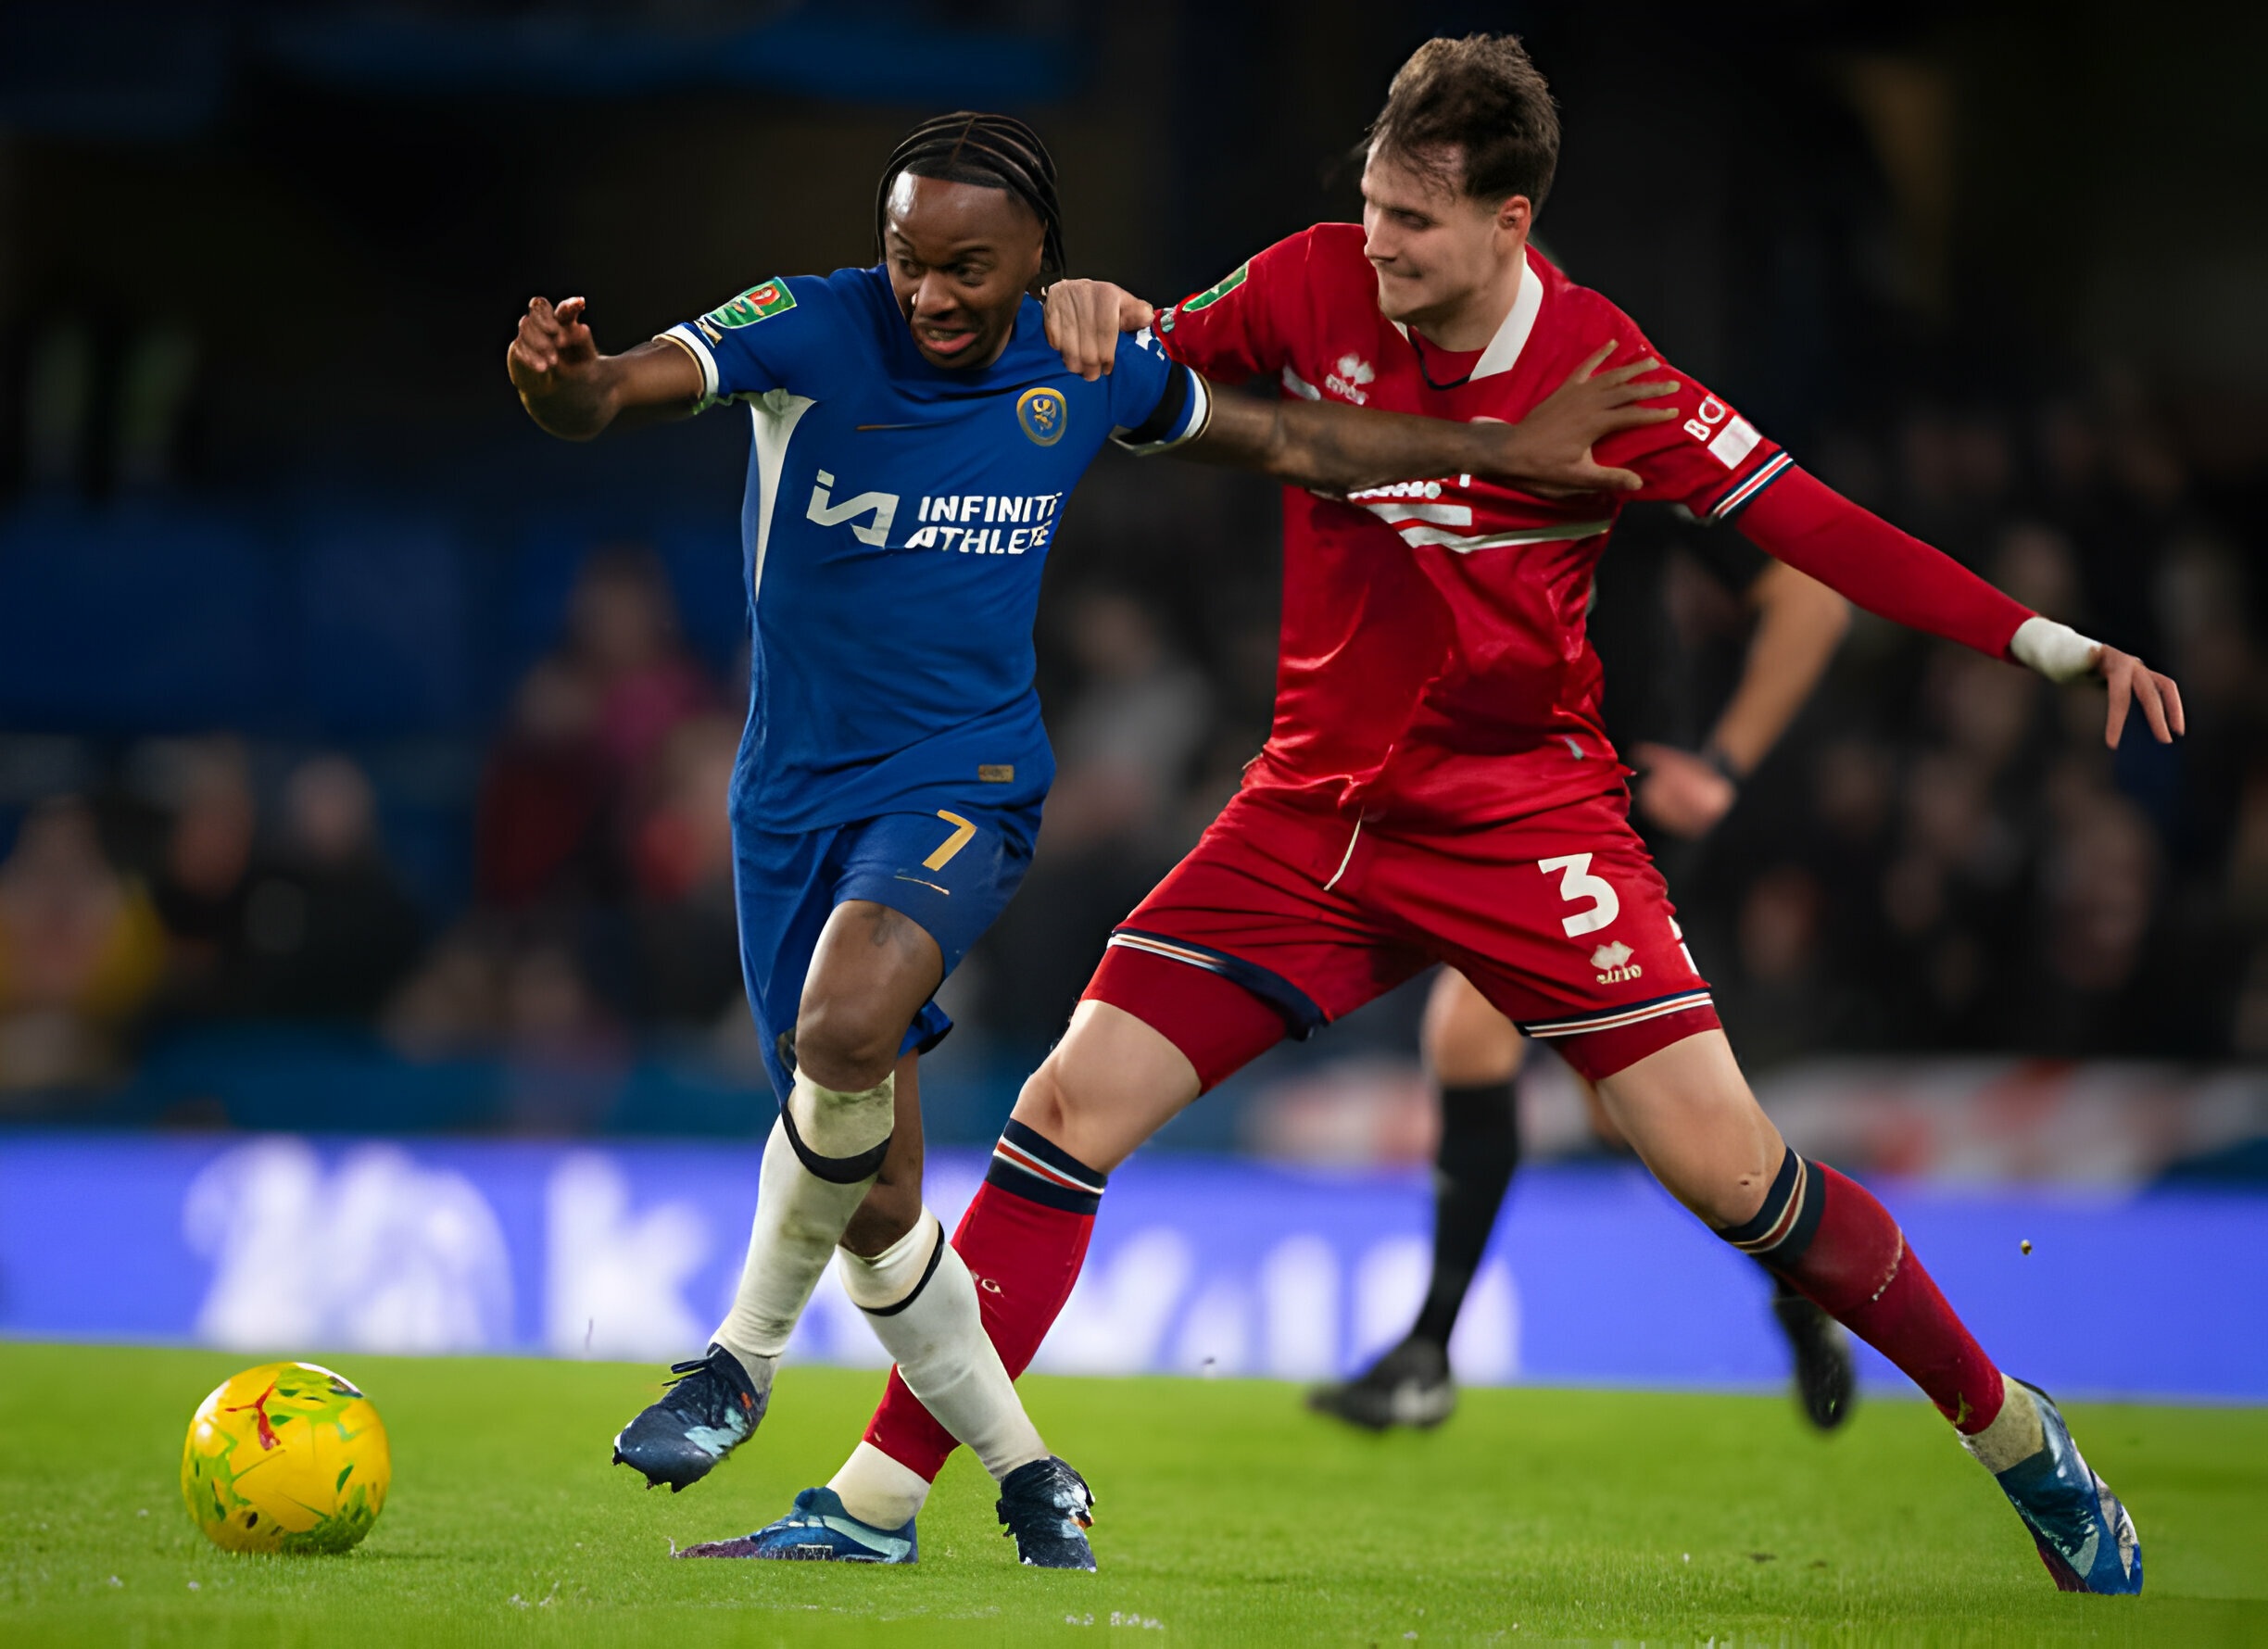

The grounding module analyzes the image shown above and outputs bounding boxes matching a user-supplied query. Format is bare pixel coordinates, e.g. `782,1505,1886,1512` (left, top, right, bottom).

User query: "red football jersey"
1155,222,1795,828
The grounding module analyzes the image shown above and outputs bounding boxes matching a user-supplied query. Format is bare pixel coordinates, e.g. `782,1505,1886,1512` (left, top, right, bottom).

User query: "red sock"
1724,1152,2005,1433
863,1119,1104,1479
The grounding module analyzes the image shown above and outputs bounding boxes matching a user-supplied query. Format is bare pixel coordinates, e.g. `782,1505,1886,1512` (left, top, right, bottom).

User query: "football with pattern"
181,1362,389,1555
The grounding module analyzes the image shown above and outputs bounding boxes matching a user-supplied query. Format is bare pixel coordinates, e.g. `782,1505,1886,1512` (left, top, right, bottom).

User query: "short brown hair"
1367,34,1560,211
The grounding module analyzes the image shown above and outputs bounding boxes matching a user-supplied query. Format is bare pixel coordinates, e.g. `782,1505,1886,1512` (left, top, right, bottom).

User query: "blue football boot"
1973,1378,2142,1594
674,1487,917,1564
611,1343,766,1492
996,1455,1096,1570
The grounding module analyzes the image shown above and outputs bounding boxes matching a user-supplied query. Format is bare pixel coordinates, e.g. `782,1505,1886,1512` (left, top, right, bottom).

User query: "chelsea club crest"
1017,387,1067,447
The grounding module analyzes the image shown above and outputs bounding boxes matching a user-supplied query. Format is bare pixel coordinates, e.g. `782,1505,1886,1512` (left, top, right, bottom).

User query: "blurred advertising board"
2,1131,2261,1400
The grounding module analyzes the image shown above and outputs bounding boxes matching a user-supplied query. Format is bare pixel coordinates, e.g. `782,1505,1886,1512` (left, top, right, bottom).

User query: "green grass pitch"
3,1342,2263,1646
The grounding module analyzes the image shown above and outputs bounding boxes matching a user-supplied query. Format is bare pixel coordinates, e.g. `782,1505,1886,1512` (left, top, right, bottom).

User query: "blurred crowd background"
0,0,2262,1159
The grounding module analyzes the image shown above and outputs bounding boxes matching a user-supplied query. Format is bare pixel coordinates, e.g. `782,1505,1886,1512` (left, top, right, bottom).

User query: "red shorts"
1084,788,1719,1087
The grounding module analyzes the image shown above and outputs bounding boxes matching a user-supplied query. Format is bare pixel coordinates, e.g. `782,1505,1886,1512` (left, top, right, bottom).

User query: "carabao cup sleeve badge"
702,281,797,330
1017,386,1068,447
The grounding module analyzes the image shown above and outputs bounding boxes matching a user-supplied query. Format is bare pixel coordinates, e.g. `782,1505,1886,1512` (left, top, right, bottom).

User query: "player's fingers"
1572,340,1619,381
2103,671,2132,749
520,308,562,348
1583,460,1645,494
1048,289,1104,379
1611,376,1681,404
2157,671,2186,736
1595,356,1663,387
2133,668,2173,743
556,296,586,322
510,326,555,374
1601,405,1679,431
1075,296,1111,380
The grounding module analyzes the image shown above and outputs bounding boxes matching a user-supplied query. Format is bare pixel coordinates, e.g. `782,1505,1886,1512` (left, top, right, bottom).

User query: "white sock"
711,1075,892,1368
783,1065,896,1161
838,1209,1048,1485
1961,1375,2047,1473
828,1441,933,1531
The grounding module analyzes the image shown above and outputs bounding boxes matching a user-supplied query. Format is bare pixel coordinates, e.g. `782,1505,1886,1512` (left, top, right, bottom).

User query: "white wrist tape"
2010,616,2101,685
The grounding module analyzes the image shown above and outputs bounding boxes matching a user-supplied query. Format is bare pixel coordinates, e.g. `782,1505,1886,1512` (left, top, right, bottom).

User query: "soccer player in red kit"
732,37,2178,1591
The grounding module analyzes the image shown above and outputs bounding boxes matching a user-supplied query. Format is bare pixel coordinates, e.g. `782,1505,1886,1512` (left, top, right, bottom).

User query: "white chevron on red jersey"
1155,222,1794,829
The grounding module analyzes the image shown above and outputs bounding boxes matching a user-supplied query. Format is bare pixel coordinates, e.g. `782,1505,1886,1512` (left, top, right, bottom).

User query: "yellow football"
181,1361,390,1554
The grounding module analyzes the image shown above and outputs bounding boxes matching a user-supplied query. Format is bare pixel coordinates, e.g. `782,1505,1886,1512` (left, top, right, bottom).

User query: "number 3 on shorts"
924,811,978,872
1538,852,1619,938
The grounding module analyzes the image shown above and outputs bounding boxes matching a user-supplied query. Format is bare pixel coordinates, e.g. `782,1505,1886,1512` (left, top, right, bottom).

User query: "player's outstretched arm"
1735,465,2186,749
507,296,704,441
1041,279,1677,493
1189,342,1679,497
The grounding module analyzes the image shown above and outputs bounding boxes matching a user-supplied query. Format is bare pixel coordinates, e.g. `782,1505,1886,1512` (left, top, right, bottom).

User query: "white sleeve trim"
2010,616,2101,683
658,324,720,405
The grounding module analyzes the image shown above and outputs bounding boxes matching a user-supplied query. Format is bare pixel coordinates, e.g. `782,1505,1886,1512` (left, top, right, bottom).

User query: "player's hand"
508,296,600,397
1492,341,1680,497
1631,742,1737,839
2091,645,2186,749
1044,279,1154,381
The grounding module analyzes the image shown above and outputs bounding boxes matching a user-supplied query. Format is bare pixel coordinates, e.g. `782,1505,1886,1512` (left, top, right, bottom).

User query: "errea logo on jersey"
1326,353,1374,404
1590,939,1642,984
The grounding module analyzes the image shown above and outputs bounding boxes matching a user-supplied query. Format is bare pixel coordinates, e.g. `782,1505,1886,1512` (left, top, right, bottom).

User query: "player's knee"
1012,1055,1076,1141
793,997,902,1089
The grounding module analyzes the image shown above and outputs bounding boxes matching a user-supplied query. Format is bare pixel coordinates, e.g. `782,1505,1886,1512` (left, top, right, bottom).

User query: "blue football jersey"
659,267,1209,836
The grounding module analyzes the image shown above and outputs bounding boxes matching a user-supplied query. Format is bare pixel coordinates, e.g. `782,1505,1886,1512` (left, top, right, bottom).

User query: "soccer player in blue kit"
507,112,1675,1567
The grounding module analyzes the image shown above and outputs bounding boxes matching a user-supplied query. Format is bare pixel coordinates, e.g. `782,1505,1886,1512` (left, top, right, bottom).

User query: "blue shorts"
733,803,1039,1099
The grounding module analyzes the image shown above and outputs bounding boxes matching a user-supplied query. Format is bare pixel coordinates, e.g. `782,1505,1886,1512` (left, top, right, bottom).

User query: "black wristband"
1700,742,1745,786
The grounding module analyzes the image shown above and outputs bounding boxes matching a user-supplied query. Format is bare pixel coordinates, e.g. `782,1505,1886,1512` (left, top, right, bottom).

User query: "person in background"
148,736,259,1016
0,798,166,1093
238,755,423,1021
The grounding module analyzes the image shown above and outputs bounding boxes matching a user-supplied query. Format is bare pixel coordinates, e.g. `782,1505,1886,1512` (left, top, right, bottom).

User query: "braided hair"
874,111,1065,282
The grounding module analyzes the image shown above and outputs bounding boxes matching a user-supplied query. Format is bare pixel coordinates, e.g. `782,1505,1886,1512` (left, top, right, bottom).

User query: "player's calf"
1720,1147,2002,1429
1721,1145,2140,1592
622,1065,902,1492
838,1208,1053,1491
